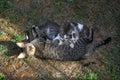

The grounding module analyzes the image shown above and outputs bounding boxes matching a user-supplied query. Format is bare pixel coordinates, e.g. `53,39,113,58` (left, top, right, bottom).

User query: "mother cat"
17,20,111,61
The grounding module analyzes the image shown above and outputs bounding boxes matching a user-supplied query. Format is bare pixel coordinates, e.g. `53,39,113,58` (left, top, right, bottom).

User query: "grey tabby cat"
16,21,111,61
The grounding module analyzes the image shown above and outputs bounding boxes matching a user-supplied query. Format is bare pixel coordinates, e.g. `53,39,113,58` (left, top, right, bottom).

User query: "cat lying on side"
16,20,111,61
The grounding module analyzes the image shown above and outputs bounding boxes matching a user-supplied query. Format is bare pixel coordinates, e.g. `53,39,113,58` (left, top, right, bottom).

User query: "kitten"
33,20,67,45
33,20,60,40
64,22,84,48
66,22,94,48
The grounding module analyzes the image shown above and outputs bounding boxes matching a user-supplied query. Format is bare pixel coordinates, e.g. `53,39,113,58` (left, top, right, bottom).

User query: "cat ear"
26,43,35,55
17,52,27,58
16,42,25,48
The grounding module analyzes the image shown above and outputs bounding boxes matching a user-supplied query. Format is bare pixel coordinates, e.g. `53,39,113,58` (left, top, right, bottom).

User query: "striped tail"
93,37,111,48
85,37,111,57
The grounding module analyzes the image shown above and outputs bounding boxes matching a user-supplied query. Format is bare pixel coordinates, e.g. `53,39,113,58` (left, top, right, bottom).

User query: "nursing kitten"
33,20,60,40
64,22,93,48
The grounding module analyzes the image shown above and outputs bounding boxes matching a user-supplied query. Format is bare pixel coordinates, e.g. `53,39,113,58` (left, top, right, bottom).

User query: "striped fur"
17,21,111,60
27,35,111,61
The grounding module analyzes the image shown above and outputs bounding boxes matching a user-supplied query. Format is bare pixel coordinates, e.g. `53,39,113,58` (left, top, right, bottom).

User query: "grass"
105,59,120,80
76,71,98,80
27,1,41,25
0,45,8,53
12,34,25,42
0,0,41,25
0,0,12,12
75,7,86,19
0,30,5,36
53,0,62,7
0,0,21,22
95,1,120,79
0,73,5,80
109,14,120,80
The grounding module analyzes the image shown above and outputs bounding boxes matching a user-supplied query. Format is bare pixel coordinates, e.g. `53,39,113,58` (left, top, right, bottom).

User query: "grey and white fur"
65,22,92,48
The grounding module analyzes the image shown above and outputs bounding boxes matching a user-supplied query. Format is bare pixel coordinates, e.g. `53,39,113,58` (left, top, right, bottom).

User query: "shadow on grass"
0,41,21,56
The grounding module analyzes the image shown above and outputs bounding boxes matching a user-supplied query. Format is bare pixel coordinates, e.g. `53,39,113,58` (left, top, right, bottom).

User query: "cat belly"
41,40,87,60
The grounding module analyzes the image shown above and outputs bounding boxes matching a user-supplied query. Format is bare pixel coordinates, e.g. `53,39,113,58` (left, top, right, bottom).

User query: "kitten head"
66,23,80,40
16,42,36,58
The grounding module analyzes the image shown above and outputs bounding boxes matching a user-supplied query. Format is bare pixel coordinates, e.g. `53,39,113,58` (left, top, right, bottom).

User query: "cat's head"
16,42,36,58
65,22,83,40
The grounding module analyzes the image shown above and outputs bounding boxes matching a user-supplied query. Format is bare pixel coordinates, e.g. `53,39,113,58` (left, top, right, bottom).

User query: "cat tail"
85,37,111,57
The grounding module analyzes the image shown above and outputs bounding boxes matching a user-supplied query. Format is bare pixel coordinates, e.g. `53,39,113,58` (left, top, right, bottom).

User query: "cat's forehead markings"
77,23,83,31
29,46,34,51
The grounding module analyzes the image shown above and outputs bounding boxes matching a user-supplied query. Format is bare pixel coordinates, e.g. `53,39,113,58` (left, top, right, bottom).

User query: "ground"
0,0,120,80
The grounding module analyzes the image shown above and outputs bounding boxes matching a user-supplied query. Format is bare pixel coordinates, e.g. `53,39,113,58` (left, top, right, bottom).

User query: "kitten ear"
16,42,25,48
17,52,27,58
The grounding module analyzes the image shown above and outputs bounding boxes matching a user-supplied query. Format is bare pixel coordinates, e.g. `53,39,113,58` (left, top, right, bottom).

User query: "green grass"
0,0,41,25
109,14,120,80
27,1,41,24
53,0,62,7
0,73,5,80
75,7,86,19
0,0,13,12
106,60,120,80
96,1,120,79
76,71,98,80
12,34,25,42
67,0,74,2
0,45,8,53
0,30,5,36
0,0,20,22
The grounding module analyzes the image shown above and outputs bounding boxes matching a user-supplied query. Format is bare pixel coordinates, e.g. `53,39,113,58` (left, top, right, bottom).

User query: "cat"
16,21,111,60
32,20,67,45
64,22,93,48
32,20,60,40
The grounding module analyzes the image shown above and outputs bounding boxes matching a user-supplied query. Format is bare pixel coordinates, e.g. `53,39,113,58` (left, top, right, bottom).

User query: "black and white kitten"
64,22,84,48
